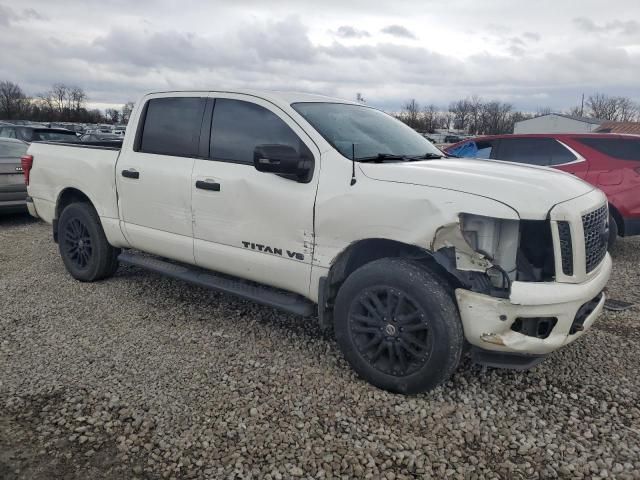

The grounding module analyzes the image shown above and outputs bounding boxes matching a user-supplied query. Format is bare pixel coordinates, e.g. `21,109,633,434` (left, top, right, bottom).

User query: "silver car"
0,138,29,213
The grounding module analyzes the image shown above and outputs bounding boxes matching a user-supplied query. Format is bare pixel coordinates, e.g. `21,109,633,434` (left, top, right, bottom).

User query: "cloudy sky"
1,0,639,112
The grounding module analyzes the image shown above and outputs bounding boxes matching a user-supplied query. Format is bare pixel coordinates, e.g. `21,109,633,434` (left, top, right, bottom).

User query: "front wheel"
58,202,120,282
334,258,463,394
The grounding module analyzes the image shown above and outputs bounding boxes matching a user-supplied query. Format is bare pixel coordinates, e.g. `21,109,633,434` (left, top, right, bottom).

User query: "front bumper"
455,254,611,356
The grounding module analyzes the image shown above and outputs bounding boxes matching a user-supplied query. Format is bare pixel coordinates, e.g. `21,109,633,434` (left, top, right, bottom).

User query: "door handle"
195,180,221,191
122,169,139,179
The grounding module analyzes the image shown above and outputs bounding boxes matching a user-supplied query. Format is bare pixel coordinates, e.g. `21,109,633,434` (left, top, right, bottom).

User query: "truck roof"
144,89,359,109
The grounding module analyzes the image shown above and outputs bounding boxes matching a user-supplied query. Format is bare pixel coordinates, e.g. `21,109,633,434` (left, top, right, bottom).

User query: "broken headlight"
460,213,520,288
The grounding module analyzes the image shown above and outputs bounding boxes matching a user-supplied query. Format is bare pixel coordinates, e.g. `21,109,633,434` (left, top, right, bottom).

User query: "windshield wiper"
357,152,446,163
405,152,444,161
357,153,409,163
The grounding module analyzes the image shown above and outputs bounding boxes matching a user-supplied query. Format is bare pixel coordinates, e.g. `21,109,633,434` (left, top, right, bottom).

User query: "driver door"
191,93,321,297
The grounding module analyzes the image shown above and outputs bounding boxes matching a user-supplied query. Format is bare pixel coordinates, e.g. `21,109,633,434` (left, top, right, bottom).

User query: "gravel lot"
1,213,639,479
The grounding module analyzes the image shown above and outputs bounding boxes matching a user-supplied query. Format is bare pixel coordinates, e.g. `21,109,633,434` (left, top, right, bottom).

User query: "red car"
445,133,640,246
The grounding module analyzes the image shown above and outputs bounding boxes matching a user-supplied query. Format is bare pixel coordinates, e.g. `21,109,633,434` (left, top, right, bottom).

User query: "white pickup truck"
24,90,612,393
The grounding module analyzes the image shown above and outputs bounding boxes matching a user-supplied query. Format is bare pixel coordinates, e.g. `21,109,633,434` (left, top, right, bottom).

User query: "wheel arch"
318,238,463,328
608,202,624,237
54,187,99,242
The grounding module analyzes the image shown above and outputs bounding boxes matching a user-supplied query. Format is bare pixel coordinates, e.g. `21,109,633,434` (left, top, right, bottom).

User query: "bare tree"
449,99,472,131
616,97,638,122
70,87,87,113
50,83,69,116
121,101,135,124
0,81,28,119
400,99,421,129
105,108,120,123
535,106,552,117
566,105,583,117
467,96,484,134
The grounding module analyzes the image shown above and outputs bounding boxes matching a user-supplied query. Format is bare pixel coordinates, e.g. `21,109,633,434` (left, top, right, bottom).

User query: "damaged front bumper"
455,254,611,357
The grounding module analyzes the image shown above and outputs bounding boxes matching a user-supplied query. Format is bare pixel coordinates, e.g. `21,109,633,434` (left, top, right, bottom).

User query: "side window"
547,140,577,165
139,97,206,157
210,99,310,164
448,140,494,159
447,141,476,158
575,137,640,161
495,138,575,166
0,128,17,139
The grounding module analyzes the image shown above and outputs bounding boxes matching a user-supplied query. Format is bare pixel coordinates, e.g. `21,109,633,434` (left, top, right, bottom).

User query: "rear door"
191,94,320,296
115,94,207,264
0,140,28,208
493,137,589,179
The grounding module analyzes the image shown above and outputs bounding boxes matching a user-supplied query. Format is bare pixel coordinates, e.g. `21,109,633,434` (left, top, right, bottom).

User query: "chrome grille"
582,205,608,273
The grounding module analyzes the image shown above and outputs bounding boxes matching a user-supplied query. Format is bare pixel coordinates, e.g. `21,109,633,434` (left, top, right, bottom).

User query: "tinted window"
211,99,308,164
0,127,17,139
32,130,80,142
0,140,28,157
576,137,640,161
292,102,442,160
448,140,494,159
496,138,576,166
140,97,206,157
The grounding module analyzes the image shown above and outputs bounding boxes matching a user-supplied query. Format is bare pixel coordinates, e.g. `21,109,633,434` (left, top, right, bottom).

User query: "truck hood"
359,158,595,219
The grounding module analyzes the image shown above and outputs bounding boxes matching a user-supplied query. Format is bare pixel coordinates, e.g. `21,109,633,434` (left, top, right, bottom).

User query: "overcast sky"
1,0,639,112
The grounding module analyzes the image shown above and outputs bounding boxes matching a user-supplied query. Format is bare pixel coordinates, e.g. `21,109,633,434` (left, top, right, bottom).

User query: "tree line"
0,80,134,124
395,93,640,135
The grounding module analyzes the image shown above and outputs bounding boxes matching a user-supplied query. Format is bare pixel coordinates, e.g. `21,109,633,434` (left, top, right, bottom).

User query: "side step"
118,252,316,317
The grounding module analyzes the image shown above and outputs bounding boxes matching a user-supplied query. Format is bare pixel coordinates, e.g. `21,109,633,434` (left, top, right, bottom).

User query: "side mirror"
253,144,312,183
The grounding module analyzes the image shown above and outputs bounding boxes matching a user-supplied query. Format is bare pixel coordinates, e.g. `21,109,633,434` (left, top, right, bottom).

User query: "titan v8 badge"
241,241,304,261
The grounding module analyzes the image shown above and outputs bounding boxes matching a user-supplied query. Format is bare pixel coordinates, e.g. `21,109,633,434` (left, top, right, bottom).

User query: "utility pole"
580,93,584,117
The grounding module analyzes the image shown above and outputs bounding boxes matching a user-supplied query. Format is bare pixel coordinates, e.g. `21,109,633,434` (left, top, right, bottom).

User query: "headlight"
460,213,520,287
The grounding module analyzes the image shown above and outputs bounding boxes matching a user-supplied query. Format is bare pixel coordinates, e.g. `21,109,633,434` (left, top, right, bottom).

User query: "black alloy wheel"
334,258,463,394
63,217,93,269
57,202,120,282
348,287,433,377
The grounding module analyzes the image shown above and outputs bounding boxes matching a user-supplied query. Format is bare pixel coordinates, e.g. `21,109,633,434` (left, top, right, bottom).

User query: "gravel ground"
1,213,639,480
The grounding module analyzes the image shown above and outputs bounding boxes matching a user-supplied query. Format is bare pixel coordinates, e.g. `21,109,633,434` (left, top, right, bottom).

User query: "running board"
118,252,315,317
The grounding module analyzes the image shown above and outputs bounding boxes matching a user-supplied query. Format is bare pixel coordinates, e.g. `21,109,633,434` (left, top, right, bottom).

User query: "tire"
608,215,618,250
58,202,120,282
334,258,463,394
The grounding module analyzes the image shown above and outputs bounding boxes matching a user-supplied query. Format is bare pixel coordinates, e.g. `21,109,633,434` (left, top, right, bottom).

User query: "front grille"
557,221,573,275
582,205,608,273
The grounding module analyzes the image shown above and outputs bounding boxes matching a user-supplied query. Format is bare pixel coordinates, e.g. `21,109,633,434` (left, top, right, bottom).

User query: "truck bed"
26,141,122,225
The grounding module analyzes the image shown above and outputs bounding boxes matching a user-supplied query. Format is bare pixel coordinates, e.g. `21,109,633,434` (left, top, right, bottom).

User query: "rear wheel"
334,258,463,394
58,202,120,282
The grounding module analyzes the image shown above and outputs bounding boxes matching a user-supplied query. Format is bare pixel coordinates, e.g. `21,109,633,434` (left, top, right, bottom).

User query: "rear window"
576,137,640,161
33,130,80,142
139,97,206,157
495,137,576,166
0,141,28,157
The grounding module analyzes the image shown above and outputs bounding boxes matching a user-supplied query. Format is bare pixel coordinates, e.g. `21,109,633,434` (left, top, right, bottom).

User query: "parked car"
445,133,640,246
0,138,29,213
0,125,80,143
24,90,611,394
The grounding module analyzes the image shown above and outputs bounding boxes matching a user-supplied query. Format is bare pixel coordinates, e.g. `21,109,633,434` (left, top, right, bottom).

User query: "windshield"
291,102,443,161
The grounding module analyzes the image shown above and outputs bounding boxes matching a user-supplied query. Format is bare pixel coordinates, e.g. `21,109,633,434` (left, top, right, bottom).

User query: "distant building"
513,113,604,134
595,122,640,135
